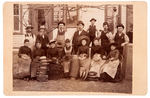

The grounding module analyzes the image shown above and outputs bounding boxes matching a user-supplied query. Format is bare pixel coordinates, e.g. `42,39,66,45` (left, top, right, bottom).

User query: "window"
53,4,78,27
13,4,20,32
53,4,64,25
66,5,78,27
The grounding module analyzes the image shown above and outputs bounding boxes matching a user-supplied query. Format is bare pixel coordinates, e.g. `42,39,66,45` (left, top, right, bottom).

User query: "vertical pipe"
104,5,107,22
20,4,23,34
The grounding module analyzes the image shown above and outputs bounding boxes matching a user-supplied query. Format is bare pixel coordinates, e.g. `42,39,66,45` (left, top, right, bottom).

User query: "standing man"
36,25,49,55
72,21,89,54
53,21,66,47
24,25,36,51
114,24,129,54
52,21,66,59
100,22,112,57
87,18,97,45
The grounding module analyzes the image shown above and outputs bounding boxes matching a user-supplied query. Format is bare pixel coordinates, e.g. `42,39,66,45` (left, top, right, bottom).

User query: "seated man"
17,39,32,81
46,40,64,80
30,41,45,80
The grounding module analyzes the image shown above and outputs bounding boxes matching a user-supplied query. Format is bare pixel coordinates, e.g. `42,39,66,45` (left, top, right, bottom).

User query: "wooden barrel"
70,55,79,78
48,63,64,80
62,61,71,73
122,43,133,80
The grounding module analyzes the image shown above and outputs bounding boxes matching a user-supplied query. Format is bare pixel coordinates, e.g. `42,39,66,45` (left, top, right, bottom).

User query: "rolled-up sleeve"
124,34,129,43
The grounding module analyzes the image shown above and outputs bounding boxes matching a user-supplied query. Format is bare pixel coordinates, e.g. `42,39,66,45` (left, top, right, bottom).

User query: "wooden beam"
104,5,107,22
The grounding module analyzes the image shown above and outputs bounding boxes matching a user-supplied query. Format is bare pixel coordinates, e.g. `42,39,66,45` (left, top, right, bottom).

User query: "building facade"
13,4,133,51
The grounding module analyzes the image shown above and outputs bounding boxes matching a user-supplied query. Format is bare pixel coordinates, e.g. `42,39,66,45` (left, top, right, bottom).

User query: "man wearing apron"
53,21,66,59
24,25,36,51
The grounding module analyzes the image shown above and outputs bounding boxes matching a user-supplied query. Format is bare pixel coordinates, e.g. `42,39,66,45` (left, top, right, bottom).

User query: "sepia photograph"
11,3,133,94
3,1,147,95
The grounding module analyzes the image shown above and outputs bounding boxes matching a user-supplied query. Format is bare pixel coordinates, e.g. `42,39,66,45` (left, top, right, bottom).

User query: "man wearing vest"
53,21,66,59
114,24,129,54
100,22,112,57
87,18,97,45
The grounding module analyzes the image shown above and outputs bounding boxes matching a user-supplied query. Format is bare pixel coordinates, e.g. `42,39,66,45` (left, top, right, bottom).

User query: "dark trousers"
72,45,79,55
41,47,48,56
118,47,123,55
57,47,64,59
100,64,122,82
89,35,95,43
101,45,110,56
100,72,114,82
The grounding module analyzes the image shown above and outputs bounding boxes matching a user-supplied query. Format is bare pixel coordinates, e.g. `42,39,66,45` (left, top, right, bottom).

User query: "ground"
13,78,132,93
13,52,132,94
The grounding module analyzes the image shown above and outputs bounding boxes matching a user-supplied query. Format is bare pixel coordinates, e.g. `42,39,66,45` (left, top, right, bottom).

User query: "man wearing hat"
52,21,66,47
114,24,129,54
36,25,49,54
72,21,89,54
46,40,58,60
100,22,114,57
52,21,67,59
24,25,36,51
87,18,97,44
47,40,64,80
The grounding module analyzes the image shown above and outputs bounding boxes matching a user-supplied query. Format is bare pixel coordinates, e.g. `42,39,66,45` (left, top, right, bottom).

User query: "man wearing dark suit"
87,18,97,44
36,25,49,55
72,21,89,54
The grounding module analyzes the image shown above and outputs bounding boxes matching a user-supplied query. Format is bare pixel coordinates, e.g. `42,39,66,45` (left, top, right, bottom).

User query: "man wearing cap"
24,25,36,51
114,24,129,54
52,21,66,47
52,21,67,59
36,25,49,54
87,18,97,44
72,21,89,54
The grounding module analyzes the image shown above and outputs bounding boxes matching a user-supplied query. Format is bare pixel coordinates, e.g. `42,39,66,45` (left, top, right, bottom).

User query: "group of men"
17,17,130,81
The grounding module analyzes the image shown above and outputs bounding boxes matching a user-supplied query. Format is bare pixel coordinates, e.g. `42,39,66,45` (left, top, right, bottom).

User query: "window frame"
13,4,21,33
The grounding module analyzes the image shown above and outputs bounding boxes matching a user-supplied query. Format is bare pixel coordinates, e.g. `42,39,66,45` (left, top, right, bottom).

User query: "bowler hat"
77,21,84,26
49,40,56,44
90,18,96,22
58,21,65,26
103,22,109,26
117,24,124,29
65,39,70,43
24,39,29,43
26,25,33,30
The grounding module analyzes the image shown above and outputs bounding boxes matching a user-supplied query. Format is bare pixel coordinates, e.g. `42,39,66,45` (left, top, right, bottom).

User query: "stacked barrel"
36,56,49,82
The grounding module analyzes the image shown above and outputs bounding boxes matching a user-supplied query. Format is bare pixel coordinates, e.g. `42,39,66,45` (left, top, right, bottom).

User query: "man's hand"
102,55,106,59
121,43,126,47
46,44,50,48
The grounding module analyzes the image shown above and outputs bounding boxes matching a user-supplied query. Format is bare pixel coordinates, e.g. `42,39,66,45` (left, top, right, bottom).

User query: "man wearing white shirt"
114,24,129,54
24,25,36,51
52,21,67,58
53,21,66,47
